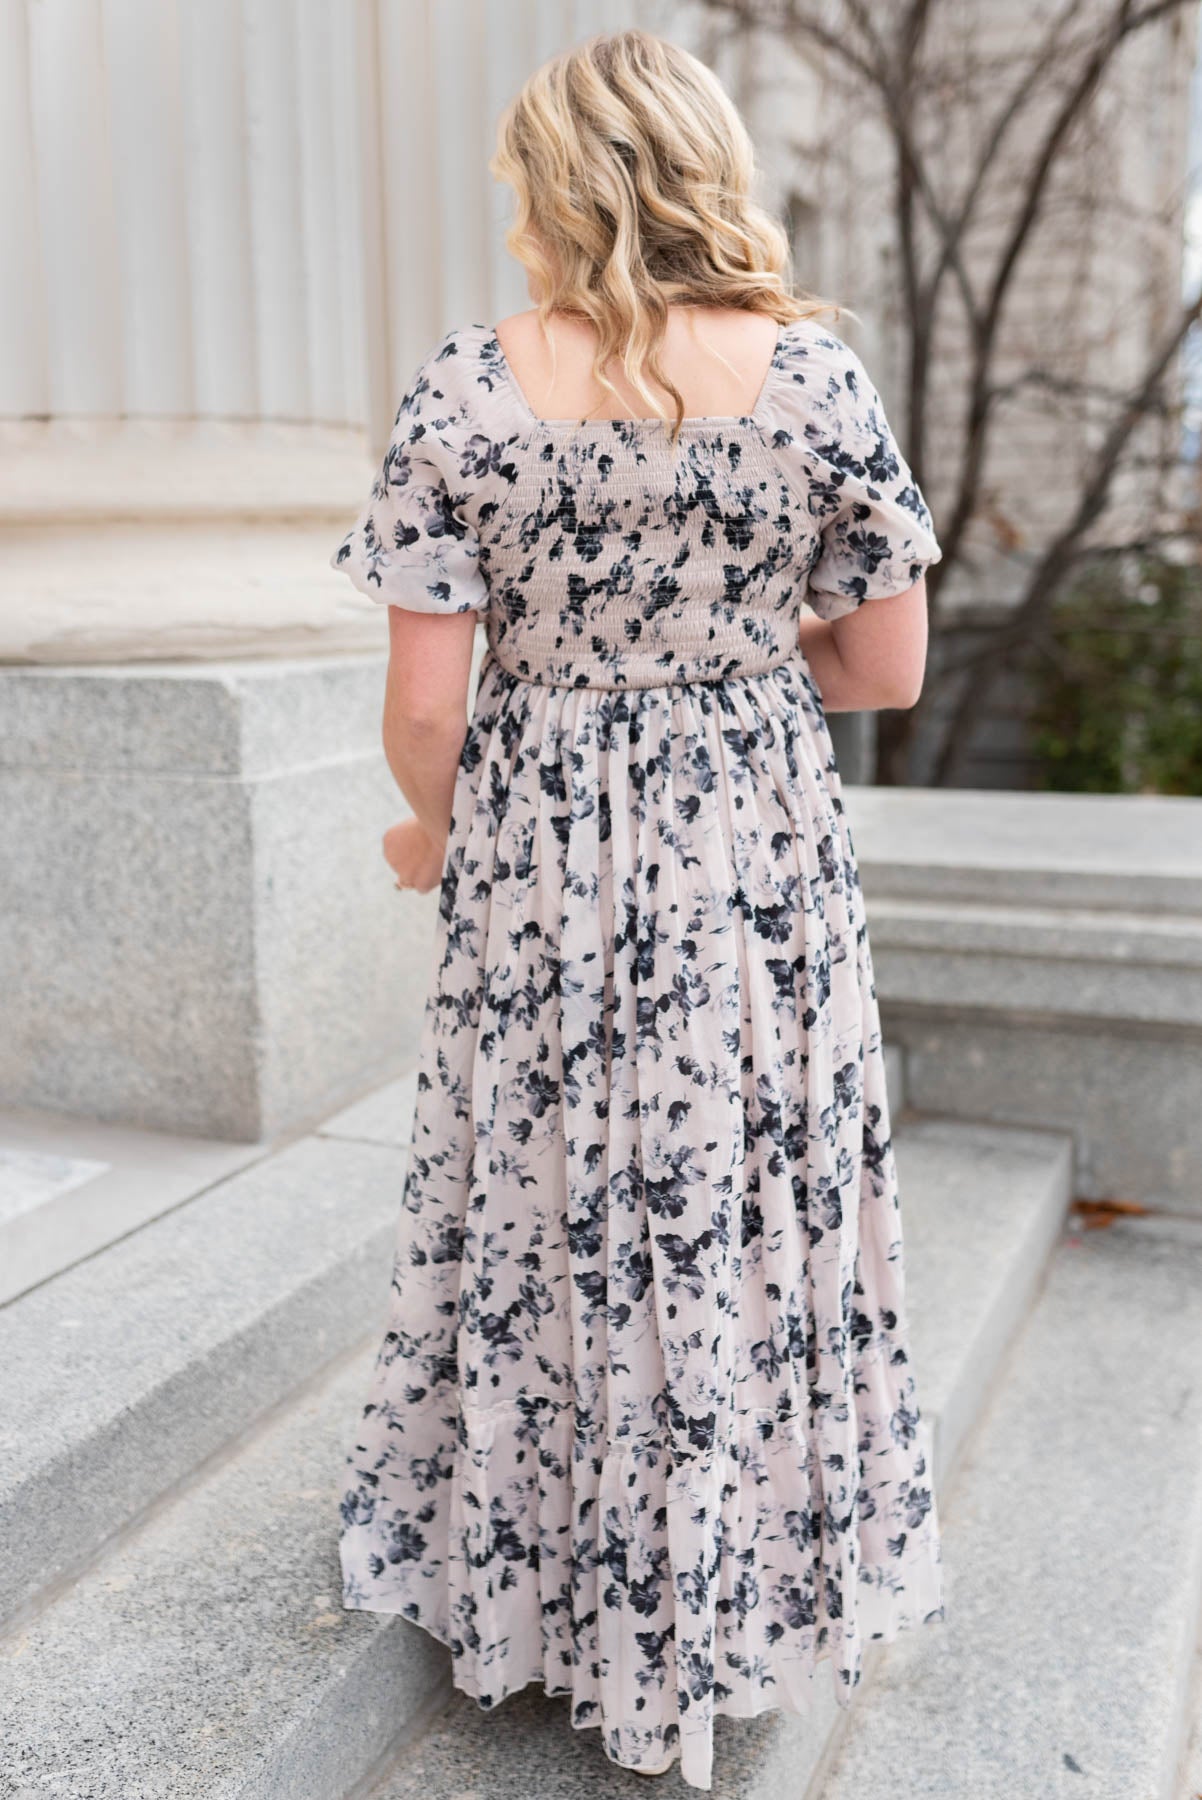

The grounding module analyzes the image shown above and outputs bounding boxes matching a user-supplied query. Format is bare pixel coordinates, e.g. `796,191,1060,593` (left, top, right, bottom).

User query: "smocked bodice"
480,418,807,688
332,318,942,691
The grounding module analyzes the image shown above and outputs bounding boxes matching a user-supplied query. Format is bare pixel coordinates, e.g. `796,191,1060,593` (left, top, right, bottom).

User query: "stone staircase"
5,1066,1202,1800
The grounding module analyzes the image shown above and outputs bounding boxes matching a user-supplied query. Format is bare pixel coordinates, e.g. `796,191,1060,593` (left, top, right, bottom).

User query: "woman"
331,27,944,1791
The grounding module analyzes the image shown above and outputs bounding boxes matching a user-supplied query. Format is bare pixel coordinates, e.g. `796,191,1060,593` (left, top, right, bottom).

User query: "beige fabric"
331,319,946,1790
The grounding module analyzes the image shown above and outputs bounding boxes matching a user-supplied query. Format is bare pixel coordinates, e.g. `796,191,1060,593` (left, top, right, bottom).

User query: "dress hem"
340,1585,948,1791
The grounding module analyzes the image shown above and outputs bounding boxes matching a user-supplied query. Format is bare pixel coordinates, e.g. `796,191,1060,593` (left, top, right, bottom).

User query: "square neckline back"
486,318,784,430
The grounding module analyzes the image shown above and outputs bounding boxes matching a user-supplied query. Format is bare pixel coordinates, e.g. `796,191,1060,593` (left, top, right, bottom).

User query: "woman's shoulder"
770,312,876,398
758,311,940,584
399,321,520,429
762,312,896,447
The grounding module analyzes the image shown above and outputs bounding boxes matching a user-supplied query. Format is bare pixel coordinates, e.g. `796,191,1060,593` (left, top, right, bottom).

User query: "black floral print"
330,318,945,1789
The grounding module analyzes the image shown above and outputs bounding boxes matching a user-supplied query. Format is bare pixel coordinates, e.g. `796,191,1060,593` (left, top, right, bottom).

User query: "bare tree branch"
930,286,1202,782
699,0,1193,561
693,0,1199,783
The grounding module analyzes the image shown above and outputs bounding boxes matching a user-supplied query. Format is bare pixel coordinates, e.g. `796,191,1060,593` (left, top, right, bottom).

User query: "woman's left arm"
797,576,929,713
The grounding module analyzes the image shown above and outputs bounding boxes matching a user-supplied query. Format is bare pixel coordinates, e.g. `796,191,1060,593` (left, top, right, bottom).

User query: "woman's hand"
382,818,447,894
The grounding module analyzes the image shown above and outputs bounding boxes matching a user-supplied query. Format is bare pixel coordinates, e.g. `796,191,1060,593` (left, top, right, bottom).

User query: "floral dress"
330,315,946,1790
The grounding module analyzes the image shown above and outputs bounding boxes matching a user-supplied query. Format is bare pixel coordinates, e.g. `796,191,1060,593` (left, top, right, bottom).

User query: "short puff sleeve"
331,340,489,616
772,326,942,623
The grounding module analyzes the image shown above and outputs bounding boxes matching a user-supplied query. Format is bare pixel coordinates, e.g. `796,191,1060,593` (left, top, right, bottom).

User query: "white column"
26,0,123,415
484,4,536,323
327,0,370,433
431,0,492,333
4,0,676,664
179,0,259,418
102,0,195,417
379,0,442,402
241,0,311,420
296,0,351,424
0,0,48,415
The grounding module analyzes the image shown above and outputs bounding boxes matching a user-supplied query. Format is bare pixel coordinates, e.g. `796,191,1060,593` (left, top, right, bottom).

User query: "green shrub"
1026,558,1202,795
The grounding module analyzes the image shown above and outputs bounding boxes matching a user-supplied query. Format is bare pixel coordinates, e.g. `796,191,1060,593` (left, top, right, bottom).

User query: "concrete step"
0,1103,264,1306
0,1128,409,1625
357,1118,1074,1800
0,1343,449,1800
884,1039,905,1112
885,1115,1071,1486
1179,1591,1202,1800
817,1210,1202,1800
0,1115,1070,1800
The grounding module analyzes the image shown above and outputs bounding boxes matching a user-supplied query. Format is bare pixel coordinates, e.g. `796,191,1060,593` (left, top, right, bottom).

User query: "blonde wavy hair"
489,28,849,442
